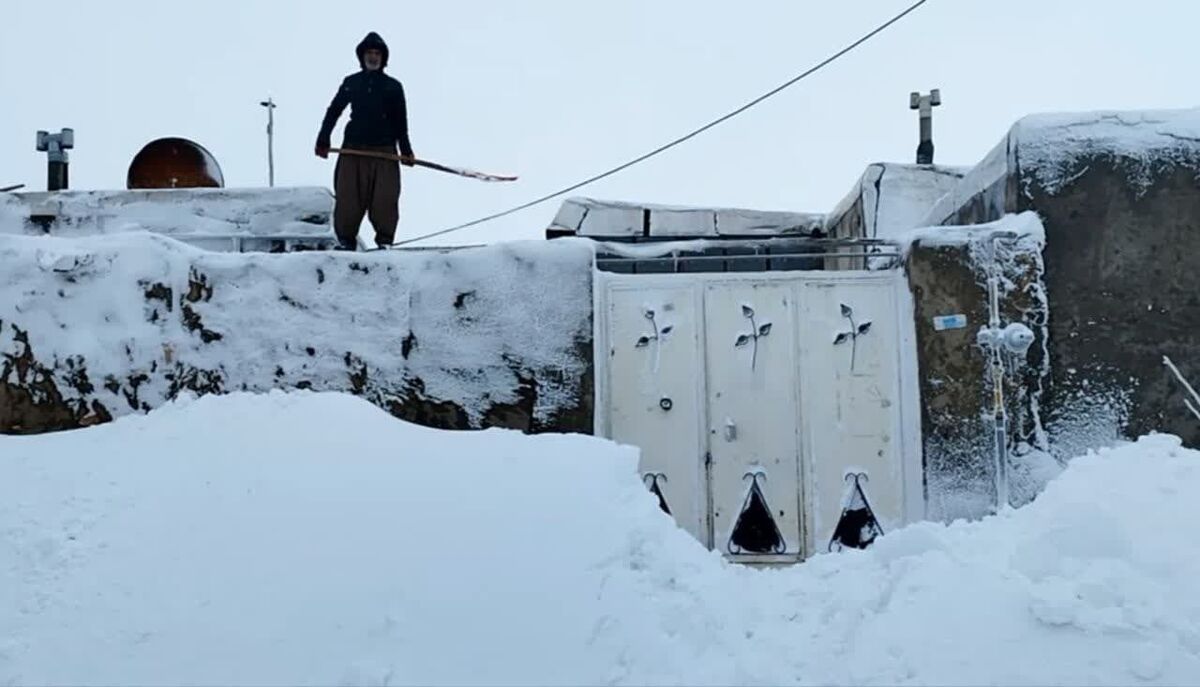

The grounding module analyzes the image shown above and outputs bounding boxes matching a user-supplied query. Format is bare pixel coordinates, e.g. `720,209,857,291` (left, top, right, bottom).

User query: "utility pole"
909,89,941,165
36,128,74,191
260,97,276,187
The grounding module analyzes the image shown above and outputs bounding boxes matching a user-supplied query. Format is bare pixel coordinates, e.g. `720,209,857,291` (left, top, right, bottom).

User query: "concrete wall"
1025,157,1200,450
924,111,1200,450
904,216,1050,520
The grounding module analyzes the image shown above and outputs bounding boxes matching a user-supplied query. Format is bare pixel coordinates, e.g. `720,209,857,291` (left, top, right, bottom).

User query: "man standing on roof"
315,31,415,250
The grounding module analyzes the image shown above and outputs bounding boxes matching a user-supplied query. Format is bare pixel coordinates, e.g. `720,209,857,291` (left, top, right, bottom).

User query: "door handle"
724,418,737,441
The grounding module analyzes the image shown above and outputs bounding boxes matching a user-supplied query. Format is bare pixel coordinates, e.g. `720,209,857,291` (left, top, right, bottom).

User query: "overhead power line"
395,0,931,247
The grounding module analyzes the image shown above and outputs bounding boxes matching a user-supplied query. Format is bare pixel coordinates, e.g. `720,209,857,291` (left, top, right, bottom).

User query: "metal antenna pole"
260,98,276,187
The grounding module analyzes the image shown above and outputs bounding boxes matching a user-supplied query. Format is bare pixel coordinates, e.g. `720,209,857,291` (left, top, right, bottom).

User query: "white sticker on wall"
932,314,967,331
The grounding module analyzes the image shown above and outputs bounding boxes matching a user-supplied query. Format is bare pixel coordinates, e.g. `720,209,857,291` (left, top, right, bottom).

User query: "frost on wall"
1014,108,1200,199
923,107,1200,227
903,213,1052,521
918,106,1200,456
0,233,595,434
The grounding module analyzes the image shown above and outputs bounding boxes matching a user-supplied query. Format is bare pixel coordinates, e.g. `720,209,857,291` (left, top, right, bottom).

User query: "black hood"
355,32,389,69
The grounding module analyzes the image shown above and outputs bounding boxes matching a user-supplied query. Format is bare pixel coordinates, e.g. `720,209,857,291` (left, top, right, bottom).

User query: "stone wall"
0,234,595,435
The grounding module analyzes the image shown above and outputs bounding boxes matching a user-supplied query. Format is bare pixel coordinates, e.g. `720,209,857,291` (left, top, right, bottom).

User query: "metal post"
260,97,276,187
908,89,941,165
35,128,74,191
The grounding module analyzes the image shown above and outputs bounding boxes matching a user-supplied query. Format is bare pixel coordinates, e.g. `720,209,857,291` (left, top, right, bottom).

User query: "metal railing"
594,237,902,274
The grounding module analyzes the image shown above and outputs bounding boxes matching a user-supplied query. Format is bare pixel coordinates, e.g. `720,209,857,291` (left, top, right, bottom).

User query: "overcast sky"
2,1,1197,245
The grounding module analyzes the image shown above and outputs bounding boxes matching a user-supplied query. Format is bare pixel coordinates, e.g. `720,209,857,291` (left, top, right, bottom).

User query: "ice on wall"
901,212,1059,518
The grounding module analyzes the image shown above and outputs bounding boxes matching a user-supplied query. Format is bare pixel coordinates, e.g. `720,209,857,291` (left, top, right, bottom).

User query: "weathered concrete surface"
924,111,1200,450
0,234,594,436
1027,158,1200,449
905,220,1049,521
907,242,994,518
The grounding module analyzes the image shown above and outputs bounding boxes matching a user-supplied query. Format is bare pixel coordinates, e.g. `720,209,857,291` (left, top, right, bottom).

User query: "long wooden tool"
328,148,517,183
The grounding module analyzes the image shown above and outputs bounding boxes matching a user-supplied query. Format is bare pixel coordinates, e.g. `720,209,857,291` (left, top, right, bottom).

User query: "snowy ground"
2,391,1199,686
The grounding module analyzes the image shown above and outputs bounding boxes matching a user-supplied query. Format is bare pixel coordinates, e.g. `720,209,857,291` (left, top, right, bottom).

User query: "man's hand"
315,145,330,159
400,153,415,167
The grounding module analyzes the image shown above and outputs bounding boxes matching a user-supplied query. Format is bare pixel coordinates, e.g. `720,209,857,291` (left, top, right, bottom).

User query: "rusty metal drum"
127,137,224,189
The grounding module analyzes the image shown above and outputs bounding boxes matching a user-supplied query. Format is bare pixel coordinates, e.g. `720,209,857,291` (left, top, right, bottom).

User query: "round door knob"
659,397,673,411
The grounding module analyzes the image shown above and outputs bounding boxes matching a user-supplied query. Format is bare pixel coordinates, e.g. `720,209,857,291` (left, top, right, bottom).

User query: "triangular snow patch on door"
828,473,884,552
728,472,786,555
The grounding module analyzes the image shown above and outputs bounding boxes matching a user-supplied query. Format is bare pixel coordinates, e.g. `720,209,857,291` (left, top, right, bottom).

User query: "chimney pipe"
36,128,74,191
909,90,941,165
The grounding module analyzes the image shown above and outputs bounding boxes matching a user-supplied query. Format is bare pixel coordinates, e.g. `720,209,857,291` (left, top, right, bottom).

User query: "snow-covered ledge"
0,187,336,252
0,233,595,434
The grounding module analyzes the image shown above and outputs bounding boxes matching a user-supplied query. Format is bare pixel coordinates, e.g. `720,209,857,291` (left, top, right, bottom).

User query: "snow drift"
3,391,1199,686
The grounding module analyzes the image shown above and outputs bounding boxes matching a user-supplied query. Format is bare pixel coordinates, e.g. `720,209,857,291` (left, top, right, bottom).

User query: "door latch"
723,418,737,441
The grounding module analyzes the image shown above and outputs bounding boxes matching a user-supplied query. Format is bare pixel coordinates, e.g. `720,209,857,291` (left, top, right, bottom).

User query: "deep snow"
3,391,1199,686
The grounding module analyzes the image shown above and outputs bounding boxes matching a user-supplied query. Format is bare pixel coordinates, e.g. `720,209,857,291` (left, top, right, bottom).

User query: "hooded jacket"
316,32,413,156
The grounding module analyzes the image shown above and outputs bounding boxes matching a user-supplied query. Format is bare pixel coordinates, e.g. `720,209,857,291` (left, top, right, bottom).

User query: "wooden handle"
327,147,410,162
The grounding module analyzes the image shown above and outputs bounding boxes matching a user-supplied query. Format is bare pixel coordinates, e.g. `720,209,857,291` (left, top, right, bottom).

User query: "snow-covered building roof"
0,187,336,252
826,163,967,240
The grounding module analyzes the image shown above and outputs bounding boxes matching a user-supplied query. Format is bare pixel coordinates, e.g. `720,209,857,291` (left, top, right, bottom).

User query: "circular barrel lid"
127,137,224,189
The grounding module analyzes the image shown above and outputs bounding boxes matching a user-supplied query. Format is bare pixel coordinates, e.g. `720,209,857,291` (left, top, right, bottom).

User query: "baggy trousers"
333,148,401,248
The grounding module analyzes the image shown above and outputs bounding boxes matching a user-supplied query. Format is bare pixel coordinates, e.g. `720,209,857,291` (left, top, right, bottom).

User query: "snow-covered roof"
0,187,335,248
549,196,825,239
897,210,1046,258
826,163,968,239
923,107,1200,226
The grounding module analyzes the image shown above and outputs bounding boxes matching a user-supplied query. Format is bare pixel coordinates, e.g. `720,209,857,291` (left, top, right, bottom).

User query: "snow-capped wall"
903,212,1052,521
0,232,595,434
919,106,1200,450
923,107,1200,226
827,163,967,240
0,187,336,252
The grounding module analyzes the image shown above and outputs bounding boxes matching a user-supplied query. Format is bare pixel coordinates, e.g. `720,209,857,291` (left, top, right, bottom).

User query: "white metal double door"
602,272,909,562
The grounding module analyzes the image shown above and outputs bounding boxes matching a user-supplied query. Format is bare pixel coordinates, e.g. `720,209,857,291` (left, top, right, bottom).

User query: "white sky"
2,1,1197,246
